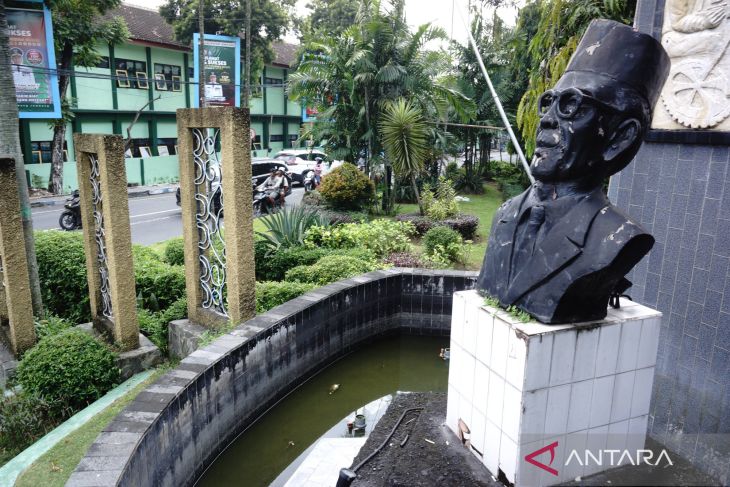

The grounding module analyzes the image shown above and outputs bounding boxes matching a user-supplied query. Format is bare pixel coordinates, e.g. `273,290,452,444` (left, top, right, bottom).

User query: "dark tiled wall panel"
608,142,730,483
66,269,477,487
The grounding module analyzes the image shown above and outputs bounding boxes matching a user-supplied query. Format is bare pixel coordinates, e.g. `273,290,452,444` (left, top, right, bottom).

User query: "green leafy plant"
423,226,464,264
33,313,74,340
304,219,414,257
34,231,90,323
16,329,120,417
421,177,460,220
483,295,532,322
380,99,429,215
163,237,185,266
285,254,384,286
133,245,186,312
257,206,328,250
0,391,55,456
318,163,375,211
256,281,317,313
137,297,187,355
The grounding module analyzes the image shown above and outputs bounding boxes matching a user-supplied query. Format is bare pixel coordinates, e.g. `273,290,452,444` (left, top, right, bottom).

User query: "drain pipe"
335,407,423,487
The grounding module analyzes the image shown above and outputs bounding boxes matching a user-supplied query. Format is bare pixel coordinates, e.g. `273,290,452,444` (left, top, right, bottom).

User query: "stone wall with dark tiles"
66,268,477,487
609,142,730,484
615,2,730,483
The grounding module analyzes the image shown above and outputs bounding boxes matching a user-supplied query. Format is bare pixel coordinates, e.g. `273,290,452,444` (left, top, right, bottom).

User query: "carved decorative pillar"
74,135,139,350
176,107,255,327
0,157,35,356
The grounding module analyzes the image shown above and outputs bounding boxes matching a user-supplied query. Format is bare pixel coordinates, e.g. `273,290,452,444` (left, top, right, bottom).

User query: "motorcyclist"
313,157,324,187
257,168,287,209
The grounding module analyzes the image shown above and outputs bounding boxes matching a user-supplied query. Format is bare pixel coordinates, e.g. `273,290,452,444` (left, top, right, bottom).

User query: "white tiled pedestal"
446,290,662,487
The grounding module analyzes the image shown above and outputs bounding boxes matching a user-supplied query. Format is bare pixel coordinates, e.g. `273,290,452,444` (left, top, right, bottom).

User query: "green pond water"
196,334,450,486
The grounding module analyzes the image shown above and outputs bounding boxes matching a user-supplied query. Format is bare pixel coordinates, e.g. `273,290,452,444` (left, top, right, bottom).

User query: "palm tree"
380,99,428,215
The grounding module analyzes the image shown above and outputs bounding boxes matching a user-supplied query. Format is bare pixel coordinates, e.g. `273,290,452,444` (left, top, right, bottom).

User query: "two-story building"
21,4,303,192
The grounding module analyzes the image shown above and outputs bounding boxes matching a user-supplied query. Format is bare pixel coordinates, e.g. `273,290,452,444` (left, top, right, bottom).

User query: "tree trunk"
48,43,72,194
411,173,424,216
0,5,43,315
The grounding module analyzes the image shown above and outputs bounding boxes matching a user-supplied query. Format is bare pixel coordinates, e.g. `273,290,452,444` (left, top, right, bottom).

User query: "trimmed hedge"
35,231,186,322
34,231,90,324
255,281,316,313
285,254,382,286
395,213,479,240
163,237,185,266
16,329,120,417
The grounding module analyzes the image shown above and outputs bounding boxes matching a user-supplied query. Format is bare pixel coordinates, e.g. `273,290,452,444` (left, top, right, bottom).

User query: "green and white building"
21,4,303,192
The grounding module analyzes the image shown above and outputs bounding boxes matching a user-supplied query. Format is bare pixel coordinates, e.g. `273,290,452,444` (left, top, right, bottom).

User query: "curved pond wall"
66,269,477,487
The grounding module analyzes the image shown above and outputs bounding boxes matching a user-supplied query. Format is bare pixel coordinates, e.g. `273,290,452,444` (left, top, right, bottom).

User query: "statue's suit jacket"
477,187,654,324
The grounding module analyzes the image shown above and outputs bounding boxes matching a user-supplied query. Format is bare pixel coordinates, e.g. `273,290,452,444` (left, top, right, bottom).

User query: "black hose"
352,407,423,472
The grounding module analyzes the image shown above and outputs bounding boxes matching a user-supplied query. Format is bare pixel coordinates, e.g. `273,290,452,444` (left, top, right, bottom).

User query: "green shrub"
304,219,413,257
138,297,187,355
16,329,120,416
0,391,55,455
286,254,383,285
319,163,375,210
34,231,90,323
452,167,485,194
258,246,330,281
423,226,463,264
33,313,73,340
421,177,459,220
257,206,328,250
163,237,185,266
35,231,187,322
133,245,186,311
255,281,316,313
254,238,272,280
485,160,530,200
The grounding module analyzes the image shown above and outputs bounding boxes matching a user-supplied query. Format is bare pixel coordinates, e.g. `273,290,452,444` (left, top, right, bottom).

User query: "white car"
273,149,342,185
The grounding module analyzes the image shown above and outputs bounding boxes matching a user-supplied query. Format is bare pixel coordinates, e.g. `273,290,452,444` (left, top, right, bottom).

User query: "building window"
269,134,284,142
30,141,68,164
264,77,282,87
95,56,109,69
154,63,182,92
125,138,151,158
156,138,177,156
287,134,298,148
115,58,147,89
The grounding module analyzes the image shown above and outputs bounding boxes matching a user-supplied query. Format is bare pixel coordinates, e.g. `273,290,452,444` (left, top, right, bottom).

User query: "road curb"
30,187,176,207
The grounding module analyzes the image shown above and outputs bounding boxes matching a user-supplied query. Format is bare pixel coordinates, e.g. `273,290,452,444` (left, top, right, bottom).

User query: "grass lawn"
15,365,170,487
396,182,503,270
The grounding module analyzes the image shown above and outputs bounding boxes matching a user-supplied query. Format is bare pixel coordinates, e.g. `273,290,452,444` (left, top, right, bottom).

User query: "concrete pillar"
176,107,255,327
74,135,139,350
0,157,36,356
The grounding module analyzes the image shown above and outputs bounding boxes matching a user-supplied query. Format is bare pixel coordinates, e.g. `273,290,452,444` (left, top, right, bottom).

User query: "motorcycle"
303,171,315,193
59,190,82,231
252,182,284,216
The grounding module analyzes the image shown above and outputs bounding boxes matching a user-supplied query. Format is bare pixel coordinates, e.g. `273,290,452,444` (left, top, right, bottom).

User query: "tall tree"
46,0,128,194
514,0,635,156
160,0,295,94
0,3,43,314
299,0,359,38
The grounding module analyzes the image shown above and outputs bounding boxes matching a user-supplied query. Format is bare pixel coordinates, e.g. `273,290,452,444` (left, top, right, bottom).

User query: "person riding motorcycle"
257,168,289,209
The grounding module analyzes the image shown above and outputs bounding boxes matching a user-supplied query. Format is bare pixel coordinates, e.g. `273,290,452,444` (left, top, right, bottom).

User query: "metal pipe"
456,3,534,184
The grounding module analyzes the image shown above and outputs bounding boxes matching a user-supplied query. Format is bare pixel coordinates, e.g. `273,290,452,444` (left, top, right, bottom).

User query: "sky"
122,0,522,46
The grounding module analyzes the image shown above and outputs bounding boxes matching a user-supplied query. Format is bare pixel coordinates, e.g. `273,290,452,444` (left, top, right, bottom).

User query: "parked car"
274,149,341,185
175,158,292,214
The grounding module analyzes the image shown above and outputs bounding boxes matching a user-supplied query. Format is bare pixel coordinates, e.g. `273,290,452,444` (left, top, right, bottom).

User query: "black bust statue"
477,20,670,324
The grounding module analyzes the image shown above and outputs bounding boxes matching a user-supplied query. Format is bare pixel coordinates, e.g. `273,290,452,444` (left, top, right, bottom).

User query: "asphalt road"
31,187,305,246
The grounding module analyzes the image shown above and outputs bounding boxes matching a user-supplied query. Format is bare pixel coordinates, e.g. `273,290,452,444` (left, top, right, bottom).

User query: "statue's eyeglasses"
538,88,614,119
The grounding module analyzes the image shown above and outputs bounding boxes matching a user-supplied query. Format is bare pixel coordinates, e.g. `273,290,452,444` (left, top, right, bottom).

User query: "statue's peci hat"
562,19,670,109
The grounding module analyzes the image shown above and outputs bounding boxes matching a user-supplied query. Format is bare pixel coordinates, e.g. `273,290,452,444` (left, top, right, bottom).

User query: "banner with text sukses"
7,1,61,118
193,33,241,108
